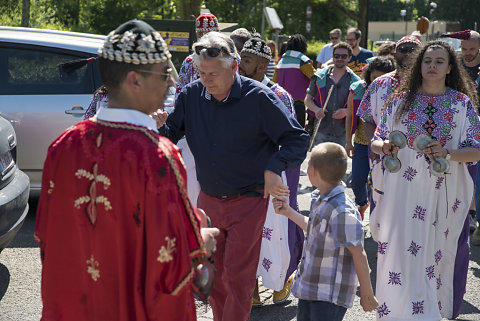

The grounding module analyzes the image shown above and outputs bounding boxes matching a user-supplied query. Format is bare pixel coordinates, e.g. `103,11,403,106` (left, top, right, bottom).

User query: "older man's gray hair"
230,28,252,53
192,32,237,69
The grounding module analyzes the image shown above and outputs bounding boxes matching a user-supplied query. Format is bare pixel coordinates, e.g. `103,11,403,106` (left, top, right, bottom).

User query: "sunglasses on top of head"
194,46,232,58
333,53,349,59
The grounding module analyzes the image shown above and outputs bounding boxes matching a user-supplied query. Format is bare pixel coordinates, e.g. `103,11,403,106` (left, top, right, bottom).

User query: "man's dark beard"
464,50,480,63
239,66,258,79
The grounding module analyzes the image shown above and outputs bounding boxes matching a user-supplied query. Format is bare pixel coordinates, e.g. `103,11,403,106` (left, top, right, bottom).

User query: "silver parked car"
0,26,178,197
0,115,29,251
0,27,104,197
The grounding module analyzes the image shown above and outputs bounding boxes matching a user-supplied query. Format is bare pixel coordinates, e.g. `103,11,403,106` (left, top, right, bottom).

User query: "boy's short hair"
309,143,347,185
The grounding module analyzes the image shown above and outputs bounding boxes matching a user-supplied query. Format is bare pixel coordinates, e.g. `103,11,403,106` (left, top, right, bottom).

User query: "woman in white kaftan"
371,41,480,320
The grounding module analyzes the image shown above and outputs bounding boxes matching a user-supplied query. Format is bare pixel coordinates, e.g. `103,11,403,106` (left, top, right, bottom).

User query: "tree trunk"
359,0,368,48
178,0,202,20
21,0,30,27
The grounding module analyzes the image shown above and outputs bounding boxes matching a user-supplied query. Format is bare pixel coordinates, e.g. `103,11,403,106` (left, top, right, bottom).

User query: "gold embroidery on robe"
87,255,100,281
47,180,54,194
157,236,177,263
74,163,112,226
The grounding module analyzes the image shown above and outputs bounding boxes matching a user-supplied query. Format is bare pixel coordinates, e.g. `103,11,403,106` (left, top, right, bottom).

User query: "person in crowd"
162,32,309,321
356,35,421,216
316,28,342,68
345,28,374,76
35,20,219,321
274,34,316,129
175,13,219,100
230,27,252,56
272,142,378,321
370,41,480,320
305,42,361,147
266,40,278,79
376,41,396,57
345,56,395,219
278,40,288,63
238,37,305,306
442,30,480,240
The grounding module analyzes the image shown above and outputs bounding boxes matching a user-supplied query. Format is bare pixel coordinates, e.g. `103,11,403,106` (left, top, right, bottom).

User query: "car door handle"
65,106,85,115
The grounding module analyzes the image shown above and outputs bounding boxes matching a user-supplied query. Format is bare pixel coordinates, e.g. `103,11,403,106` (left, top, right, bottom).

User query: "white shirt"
95,107,159,133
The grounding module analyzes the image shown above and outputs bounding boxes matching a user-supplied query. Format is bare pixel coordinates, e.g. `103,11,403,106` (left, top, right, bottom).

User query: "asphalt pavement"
1,157,480,320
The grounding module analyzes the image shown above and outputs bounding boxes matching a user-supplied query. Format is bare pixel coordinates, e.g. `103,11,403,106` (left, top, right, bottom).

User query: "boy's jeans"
297,299,347,321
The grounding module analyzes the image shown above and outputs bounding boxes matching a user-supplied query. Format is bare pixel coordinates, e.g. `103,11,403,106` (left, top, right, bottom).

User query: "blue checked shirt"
291,183,364,308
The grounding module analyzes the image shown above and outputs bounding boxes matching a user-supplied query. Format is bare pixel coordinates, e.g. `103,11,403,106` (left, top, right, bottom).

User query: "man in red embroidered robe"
34,20,217,321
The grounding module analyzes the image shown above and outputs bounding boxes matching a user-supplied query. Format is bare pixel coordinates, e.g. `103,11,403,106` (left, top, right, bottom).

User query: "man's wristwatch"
445,148,451,160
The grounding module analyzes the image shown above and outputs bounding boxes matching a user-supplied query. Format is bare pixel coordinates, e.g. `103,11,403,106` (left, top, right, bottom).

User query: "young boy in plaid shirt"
273,142,378,321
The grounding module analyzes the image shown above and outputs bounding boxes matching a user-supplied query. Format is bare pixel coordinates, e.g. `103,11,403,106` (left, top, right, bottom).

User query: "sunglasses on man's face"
330,36,339,40
333,53,349,59
397,46,416,54
195,46,230,58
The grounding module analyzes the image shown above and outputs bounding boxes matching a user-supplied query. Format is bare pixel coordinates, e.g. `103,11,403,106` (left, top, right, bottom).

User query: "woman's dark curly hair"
388,40,478,120
362,56,396,87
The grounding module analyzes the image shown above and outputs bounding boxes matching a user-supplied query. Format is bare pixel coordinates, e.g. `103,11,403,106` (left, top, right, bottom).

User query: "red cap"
196,14,219,33
440,30,472,40
396,35,422,48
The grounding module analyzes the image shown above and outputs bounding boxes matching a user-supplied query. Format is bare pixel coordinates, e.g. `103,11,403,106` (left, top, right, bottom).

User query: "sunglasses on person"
194,46,231,58
137,68,172,81
330,36,339,40
333,53,349,59
397,46,416,54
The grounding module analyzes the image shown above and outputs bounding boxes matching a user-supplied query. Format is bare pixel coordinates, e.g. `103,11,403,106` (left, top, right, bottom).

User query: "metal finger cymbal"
389,130,407,149
383,154,402,173
429,158,450,177
413,135,434,153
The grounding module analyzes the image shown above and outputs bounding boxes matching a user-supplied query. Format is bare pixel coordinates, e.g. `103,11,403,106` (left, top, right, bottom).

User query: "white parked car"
0,26,177,197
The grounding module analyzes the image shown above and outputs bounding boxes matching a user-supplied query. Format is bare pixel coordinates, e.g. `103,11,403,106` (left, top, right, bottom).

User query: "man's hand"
314,107,326,120
150,109,168,129
332,108,348,119
264,170,290,199
200,228,220,257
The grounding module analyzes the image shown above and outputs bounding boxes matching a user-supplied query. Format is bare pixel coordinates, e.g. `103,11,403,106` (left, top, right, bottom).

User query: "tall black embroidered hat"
241,38,272,60
98,19,171,65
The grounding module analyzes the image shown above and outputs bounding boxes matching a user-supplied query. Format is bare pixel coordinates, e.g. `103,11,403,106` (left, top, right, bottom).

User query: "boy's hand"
360,294,379,312
272,197,290,217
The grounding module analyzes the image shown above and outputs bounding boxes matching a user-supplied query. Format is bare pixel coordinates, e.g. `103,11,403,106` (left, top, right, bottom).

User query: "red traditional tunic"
35,117,205,321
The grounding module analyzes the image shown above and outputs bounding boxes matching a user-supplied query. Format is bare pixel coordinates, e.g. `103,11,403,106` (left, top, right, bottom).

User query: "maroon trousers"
198,191,268,321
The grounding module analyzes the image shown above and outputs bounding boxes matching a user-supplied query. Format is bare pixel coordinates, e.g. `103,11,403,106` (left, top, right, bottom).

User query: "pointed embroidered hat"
440,30,472,40
196,14,220,33
98,19,171,65
396,35,422,48
241,38,272,60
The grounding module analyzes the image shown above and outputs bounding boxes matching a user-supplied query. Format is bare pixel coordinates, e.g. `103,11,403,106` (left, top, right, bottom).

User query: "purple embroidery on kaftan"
412,301,424,315
426,265,435,280
412,205,426,221
262,227,273,241
262,258,272,272
438,301,442,311
407,241,421,256
377,302,391,318
436,276,442,289
452,199,461,213
403,166,417,182
388,271,402,285
435,250,442,264
444,228,449,239
432,220,437,227
378,242,388,255
435,177,444,189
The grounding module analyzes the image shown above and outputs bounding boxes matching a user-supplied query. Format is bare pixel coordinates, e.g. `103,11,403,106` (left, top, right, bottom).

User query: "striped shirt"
291,183,364,308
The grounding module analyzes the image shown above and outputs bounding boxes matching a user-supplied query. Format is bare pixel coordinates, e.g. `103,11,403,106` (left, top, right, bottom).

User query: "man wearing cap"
238,37,305,306
175,13,220,100
35,20,218,321
163,32,309,321
355,35,421,227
